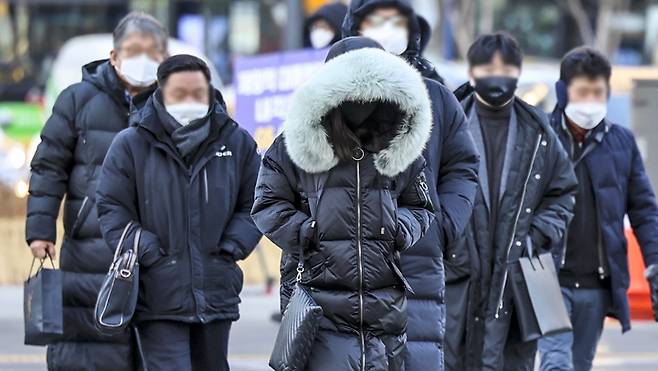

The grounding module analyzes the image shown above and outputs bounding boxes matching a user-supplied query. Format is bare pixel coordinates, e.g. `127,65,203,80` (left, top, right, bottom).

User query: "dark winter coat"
398,79,479,371
550,110,658,332
96,89,262,324
251,44,435,371
25,60,154,371
445,86,577,370
303,2,348,48
341,0,444,84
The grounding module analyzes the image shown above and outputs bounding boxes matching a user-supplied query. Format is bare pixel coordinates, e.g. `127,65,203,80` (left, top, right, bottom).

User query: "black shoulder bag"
510,236,572,342
94,222,141,334
269,241,323,371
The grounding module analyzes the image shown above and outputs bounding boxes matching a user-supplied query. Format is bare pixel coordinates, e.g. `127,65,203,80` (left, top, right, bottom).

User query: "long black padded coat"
25,60,154,370
251,42,435,371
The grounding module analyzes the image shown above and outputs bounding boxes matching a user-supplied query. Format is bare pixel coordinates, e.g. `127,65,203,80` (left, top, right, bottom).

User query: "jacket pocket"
204,255,243,309
140,256,186,313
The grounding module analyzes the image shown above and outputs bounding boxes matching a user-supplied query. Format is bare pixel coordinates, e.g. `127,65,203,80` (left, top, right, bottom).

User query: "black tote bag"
510,240,572,342
24,255,63,345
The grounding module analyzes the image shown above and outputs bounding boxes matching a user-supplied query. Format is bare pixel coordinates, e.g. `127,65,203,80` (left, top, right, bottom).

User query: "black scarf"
154,91,212,164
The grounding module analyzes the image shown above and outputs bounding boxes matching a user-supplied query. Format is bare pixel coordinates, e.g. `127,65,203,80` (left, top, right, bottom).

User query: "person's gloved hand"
645,264,658,321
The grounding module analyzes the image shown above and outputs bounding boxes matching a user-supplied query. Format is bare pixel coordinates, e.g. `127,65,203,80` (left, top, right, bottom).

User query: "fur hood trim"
283,47,432,177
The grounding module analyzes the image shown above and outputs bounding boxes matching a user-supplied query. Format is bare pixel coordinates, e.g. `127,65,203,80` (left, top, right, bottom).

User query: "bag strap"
26,252,56,282
295,243,304,282
111,221,135,264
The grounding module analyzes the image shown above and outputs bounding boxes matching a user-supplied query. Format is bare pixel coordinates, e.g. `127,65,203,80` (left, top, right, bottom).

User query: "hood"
341,0,422,57
283,41,432,177
82,59,157,108
82,59,127,105
417,14,431,53
303,3,348,48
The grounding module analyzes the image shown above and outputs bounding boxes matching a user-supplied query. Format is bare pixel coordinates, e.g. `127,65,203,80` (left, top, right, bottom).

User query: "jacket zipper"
76,196,89,219
354,148,365,371
596,225,606,279
561,136,577,267
495,134,542,319
203,168,209,204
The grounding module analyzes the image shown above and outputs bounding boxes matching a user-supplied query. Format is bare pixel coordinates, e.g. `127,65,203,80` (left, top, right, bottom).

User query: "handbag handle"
109,221,135,272
26,252,55,282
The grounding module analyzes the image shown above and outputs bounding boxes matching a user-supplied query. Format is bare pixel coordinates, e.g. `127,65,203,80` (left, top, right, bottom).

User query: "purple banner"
234,48,328,150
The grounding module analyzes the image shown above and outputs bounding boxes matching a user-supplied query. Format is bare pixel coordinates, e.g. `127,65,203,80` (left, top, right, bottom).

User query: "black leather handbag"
269,243,323,371
510,238,572,342
94,222,141,334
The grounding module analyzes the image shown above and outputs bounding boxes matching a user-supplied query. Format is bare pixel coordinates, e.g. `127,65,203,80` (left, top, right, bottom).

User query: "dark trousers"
137,320,231,371
538,287,610,371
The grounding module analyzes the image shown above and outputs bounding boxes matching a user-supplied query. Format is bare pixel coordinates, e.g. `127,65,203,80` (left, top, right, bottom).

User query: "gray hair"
113,12,168,52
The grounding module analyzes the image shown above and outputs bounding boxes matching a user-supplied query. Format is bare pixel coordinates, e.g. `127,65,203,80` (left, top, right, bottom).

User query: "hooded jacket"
96,88,262,323
342,0,444,83
549,106,658,332
303,2,348,48
251,38,435,371
444,84,577,370
26,60,154,370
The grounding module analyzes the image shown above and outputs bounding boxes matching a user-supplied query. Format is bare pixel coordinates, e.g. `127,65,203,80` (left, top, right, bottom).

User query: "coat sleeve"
530,129,578,250
96,131,164,267
625,130,658,267
25,87,78,244
396,160,436,252
217,137,263,260
251,138,314,252
435,85,480,246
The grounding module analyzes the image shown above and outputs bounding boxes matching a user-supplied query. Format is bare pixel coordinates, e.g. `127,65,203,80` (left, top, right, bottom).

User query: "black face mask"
473,76,518,107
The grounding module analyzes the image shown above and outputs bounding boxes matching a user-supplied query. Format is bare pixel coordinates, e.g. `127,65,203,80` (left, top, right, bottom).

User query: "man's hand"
645,264,658,322
29,240,56,260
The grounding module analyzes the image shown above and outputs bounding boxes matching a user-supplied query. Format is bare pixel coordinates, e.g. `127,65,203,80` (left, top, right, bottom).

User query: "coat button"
525,208,532,213
474,316,480,322
515,240,522,246
534,174,541,180
541,140,547,146
451,253,457,259
575,282,580,288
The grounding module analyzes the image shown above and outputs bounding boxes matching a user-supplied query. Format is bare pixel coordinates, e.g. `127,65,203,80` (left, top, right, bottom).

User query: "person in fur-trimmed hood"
251,37,435,371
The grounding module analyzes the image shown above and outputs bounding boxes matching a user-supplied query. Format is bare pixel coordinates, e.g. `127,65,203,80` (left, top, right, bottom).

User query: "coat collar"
282,47,432,177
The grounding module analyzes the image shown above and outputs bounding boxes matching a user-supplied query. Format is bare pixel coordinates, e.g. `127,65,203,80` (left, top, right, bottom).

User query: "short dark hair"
559,46,611,85
157,54,211,85
467,32,522,68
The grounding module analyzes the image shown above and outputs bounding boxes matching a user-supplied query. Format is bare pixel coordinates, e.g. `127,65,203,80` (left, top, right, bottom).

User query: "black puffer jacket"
26,60,154,371
341,0,444,83
251,40,435,371
96,89,262,323
445,85,577,370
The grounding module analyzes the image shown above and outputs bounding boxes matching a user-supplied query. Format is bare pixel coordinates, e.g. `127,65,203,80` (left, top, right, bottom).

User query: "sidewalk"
1,285,656,370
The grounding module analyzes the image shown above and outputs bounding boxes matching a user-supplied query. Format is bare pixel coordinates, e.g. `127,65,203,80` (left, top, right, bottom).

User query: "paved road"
1,285,657,370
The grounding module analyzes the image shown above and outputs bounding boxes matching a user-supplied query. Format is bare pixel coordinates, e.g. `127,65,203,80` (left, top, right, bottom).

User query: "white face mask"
165,102,209,126
564,101,607,130
310,28,335,49
361,21,408,55
118,54,159,87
